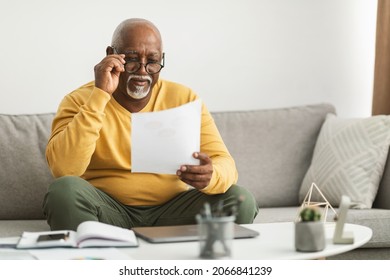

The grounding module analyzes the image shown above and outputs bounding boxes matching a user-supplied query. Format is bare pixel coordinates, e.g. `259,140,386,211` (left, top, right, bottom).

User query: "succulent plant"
299,206,321,222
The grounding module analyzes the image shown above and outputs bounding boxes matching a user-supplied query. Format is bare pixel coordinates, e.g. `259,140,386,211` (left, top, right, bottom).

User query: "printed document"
131,99,202,174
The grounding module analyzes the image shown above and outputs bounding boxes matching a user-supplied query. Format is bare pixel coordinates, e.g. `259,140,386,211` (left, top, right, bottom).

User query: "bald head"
111,18,162,50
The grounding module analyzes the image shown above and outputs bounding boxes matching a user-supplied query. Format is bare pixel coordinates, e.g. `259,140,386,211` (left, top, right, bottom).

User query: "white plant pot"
295,222,325,252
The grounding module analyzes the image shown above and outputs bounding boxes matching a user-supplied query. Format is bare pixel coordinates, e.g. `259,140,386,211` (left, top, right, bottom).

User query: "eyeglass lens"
125,62,162,74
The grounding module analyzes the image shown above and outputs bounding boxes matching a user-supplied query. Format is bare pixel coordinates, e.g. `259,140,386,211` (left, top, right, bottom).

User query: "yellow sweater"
46,79,238,206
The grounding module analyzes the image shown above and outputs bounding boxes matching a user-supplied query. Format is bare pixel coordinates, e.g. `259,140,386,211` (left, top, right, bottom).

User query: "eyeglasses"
112,47,165,74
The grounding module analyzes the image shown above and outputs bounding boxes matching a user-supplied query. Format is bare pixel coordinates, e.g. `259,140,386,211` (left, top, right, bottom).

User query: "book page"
131,99,202,174
75,221,138,247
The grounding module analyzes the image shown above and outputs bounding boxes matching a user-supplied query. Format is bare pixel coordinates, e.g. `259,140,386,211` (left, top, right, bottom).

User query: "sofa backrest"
211,103,336,208
0,113,54,219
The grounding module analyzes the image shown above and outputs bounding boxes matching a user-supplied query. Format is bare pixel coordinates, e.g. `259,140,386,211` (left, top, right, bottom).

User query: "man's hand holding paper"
176,152,213,190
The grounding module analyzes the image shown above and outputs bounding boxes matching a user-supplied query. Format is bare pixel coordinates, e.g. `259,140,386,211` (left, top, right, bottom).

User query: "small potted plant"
295,206,325,252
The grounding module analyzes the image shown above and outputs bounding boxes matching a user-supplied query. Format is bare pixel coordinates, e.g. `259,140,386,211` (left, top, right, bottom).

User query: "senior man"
43,18,258,231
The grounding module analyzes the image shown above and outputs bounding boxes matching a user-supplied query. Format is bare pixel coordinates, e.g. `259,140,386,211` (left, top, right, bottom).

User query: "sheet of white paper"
131,99,202,174
28,248,132,260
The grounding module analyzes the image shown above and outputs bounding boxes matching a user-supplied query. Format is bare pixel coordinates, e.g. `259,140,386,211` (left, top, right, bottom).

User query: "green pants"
43,176,259,231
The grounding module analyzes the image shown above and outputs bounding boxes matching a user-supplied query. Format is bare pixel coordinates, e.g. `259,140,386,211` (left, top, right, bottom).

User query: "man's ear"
106,46,114,56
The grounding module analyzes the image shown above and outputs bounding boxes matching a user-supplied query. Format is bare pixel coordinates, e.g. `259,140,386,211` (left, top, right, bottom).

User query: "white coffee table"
121,222,372,260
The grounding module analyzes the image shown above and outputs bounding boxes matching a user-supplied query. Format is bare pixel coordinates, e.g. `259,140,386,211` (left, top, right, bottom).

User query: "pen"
203,202,212,219
216,200,224,217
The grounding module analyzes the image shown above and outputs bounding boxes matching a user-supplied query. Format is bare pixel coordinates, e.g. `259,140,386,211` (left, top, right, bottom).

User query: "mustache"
128,75,152,83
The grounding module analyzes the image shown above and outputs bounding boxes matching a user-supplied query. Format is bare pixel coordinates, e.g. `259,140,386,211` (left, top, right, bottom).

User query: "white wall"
0,0,377,117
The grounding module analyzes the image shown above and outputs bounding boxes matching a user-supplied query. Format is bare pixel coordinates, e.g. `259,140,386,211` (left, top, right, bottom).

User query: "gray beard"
126,85,151,99
126,75,152,99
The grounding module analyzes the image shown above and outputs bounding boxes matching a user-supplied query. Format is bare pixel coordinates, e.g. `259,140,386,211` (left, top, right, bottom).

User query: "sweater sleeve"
198,103,238,194
46,87,111,177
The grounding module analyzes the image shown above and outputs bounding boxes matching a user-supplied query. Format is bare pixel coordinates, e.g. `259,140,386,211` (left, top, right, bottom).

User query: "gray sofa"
1,103,389,259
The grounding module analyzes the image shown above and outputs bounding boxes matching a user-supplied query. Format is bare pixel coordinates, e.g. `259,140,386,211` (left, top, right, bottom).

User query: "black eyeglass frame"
112,47,165,75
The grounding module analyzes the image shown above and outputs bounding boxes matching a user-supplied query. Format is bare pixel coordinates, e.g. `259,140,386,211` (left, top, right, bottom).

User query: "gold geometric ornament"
295,182,338,223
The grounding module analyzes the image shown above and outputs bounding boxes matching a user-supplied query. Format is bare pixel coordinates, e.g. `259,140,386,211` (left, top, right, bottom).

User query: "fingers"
97,54,126,73
177,153,212,174
94,54,126,94
111,54,126,70
180,177,209,189
178,170,211,182
177,152,213,189
195,152,212,165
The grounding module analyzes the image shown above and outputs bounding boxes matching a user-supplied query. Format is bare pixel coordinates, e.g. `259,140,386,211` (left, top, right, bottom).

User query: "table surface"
0,222,372,260
120,222,372,260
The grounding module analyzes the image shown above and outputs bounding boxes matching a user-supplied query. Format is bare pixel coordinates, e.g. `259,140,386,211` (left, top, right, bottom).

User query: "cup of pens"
196,201,236,259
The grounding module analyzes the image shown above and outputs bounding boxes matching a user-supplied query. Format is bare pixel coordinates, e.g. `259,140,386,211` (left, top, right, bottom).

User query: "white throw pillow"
299,114,390,209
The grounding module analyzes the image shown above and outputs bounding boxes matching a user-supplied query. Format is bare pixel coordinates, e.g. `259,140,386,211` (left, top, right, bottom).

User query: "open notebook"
132,224,259,243
17,221,138,249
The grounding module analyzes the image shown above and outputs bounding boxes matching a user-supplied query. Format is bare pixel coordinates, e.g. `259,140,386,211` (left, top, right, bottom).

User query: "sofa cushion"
299,114,390,209
212,103,336,207
0,114,54,219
